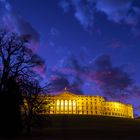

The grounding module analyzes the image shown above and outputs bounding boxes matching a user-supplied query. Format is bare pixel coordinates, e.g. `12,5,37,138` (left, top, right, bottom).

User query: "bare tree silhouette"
0,30,46,136
21,79,50,135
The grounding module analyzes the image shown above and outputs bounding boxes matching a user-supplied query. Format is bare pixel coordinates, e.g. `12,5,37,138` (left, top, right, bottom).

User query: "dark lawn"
2,115,140,140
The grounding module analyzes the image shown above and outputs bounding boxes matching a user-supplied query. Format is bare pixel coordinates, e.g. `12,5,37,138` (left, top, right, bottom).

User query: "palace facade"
42,90,133,118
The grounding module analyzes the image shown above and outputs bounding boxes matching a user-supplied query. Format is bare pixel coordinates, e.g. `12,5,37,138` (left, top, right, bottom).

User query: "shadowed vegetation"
0,30,47,137
14,115,140,140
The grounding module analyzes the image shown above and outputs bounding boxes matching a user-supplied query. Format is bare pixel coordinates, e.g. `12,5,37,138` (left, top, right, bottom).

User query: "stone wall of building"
43,91,133,118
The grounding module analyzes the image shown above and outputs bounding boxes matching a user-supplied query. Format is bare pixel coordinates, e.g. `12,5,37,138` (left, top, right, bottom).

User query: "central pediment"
56,92,77,97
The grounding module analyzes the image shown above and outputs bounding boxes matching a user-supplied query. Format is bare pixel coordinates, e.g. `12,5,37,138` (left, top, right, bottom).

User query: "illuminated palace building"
46,89,133,118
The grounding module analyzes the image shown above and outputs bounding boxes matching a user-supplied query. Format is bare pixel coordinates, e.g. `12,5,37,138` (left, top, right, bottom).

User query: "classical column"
56,99,59,114
73,100,76,114
60,100,63,114
69,100,72,114
68,100,69,114
65,100,68,114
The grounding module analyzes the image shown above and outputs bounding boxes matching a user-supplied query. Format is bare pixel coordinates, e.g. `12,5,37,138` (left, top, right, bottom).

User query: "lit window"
73,100,76,106
61,100,63,105
57,100,59,105
69,100,71,105
65,100,68,105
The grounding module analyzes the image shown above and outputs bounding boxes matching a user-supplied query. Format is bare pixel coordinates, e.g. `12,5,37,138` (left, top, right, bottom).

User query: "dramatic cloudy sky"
1,0,140,116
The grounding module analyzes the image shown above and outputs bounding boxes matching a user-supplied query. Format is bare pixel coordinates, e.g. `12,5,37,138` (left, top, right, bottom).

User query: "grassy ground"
2,115,140,140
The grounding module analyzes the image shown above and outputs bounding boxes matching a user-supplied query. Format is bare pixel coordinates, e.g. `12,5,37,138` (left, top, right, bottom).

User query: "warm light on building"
41,90,134,119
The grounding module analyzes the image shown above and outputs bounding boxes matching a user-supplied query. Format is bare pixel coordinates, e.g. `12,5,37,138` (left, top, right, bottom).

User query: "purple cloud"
109,39,123,49
59,0,96,29
33,64,47,79
0,0,47,79
86,55,133,98
59,0,140,29
48,54,133,99
96,0,132,23
59,0,70,13
0,0,40,52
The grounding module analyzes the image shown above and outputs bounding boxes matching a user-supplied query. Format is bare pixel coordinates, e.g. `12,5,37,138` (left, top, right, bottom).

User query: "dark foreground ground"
1,115,140,140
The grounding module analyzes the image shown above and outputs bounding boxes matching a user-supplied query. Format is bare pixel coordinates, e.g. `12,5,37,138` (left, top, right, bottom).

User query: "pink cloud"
109,39,122,49
33,64,46,79
30,41,40,53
